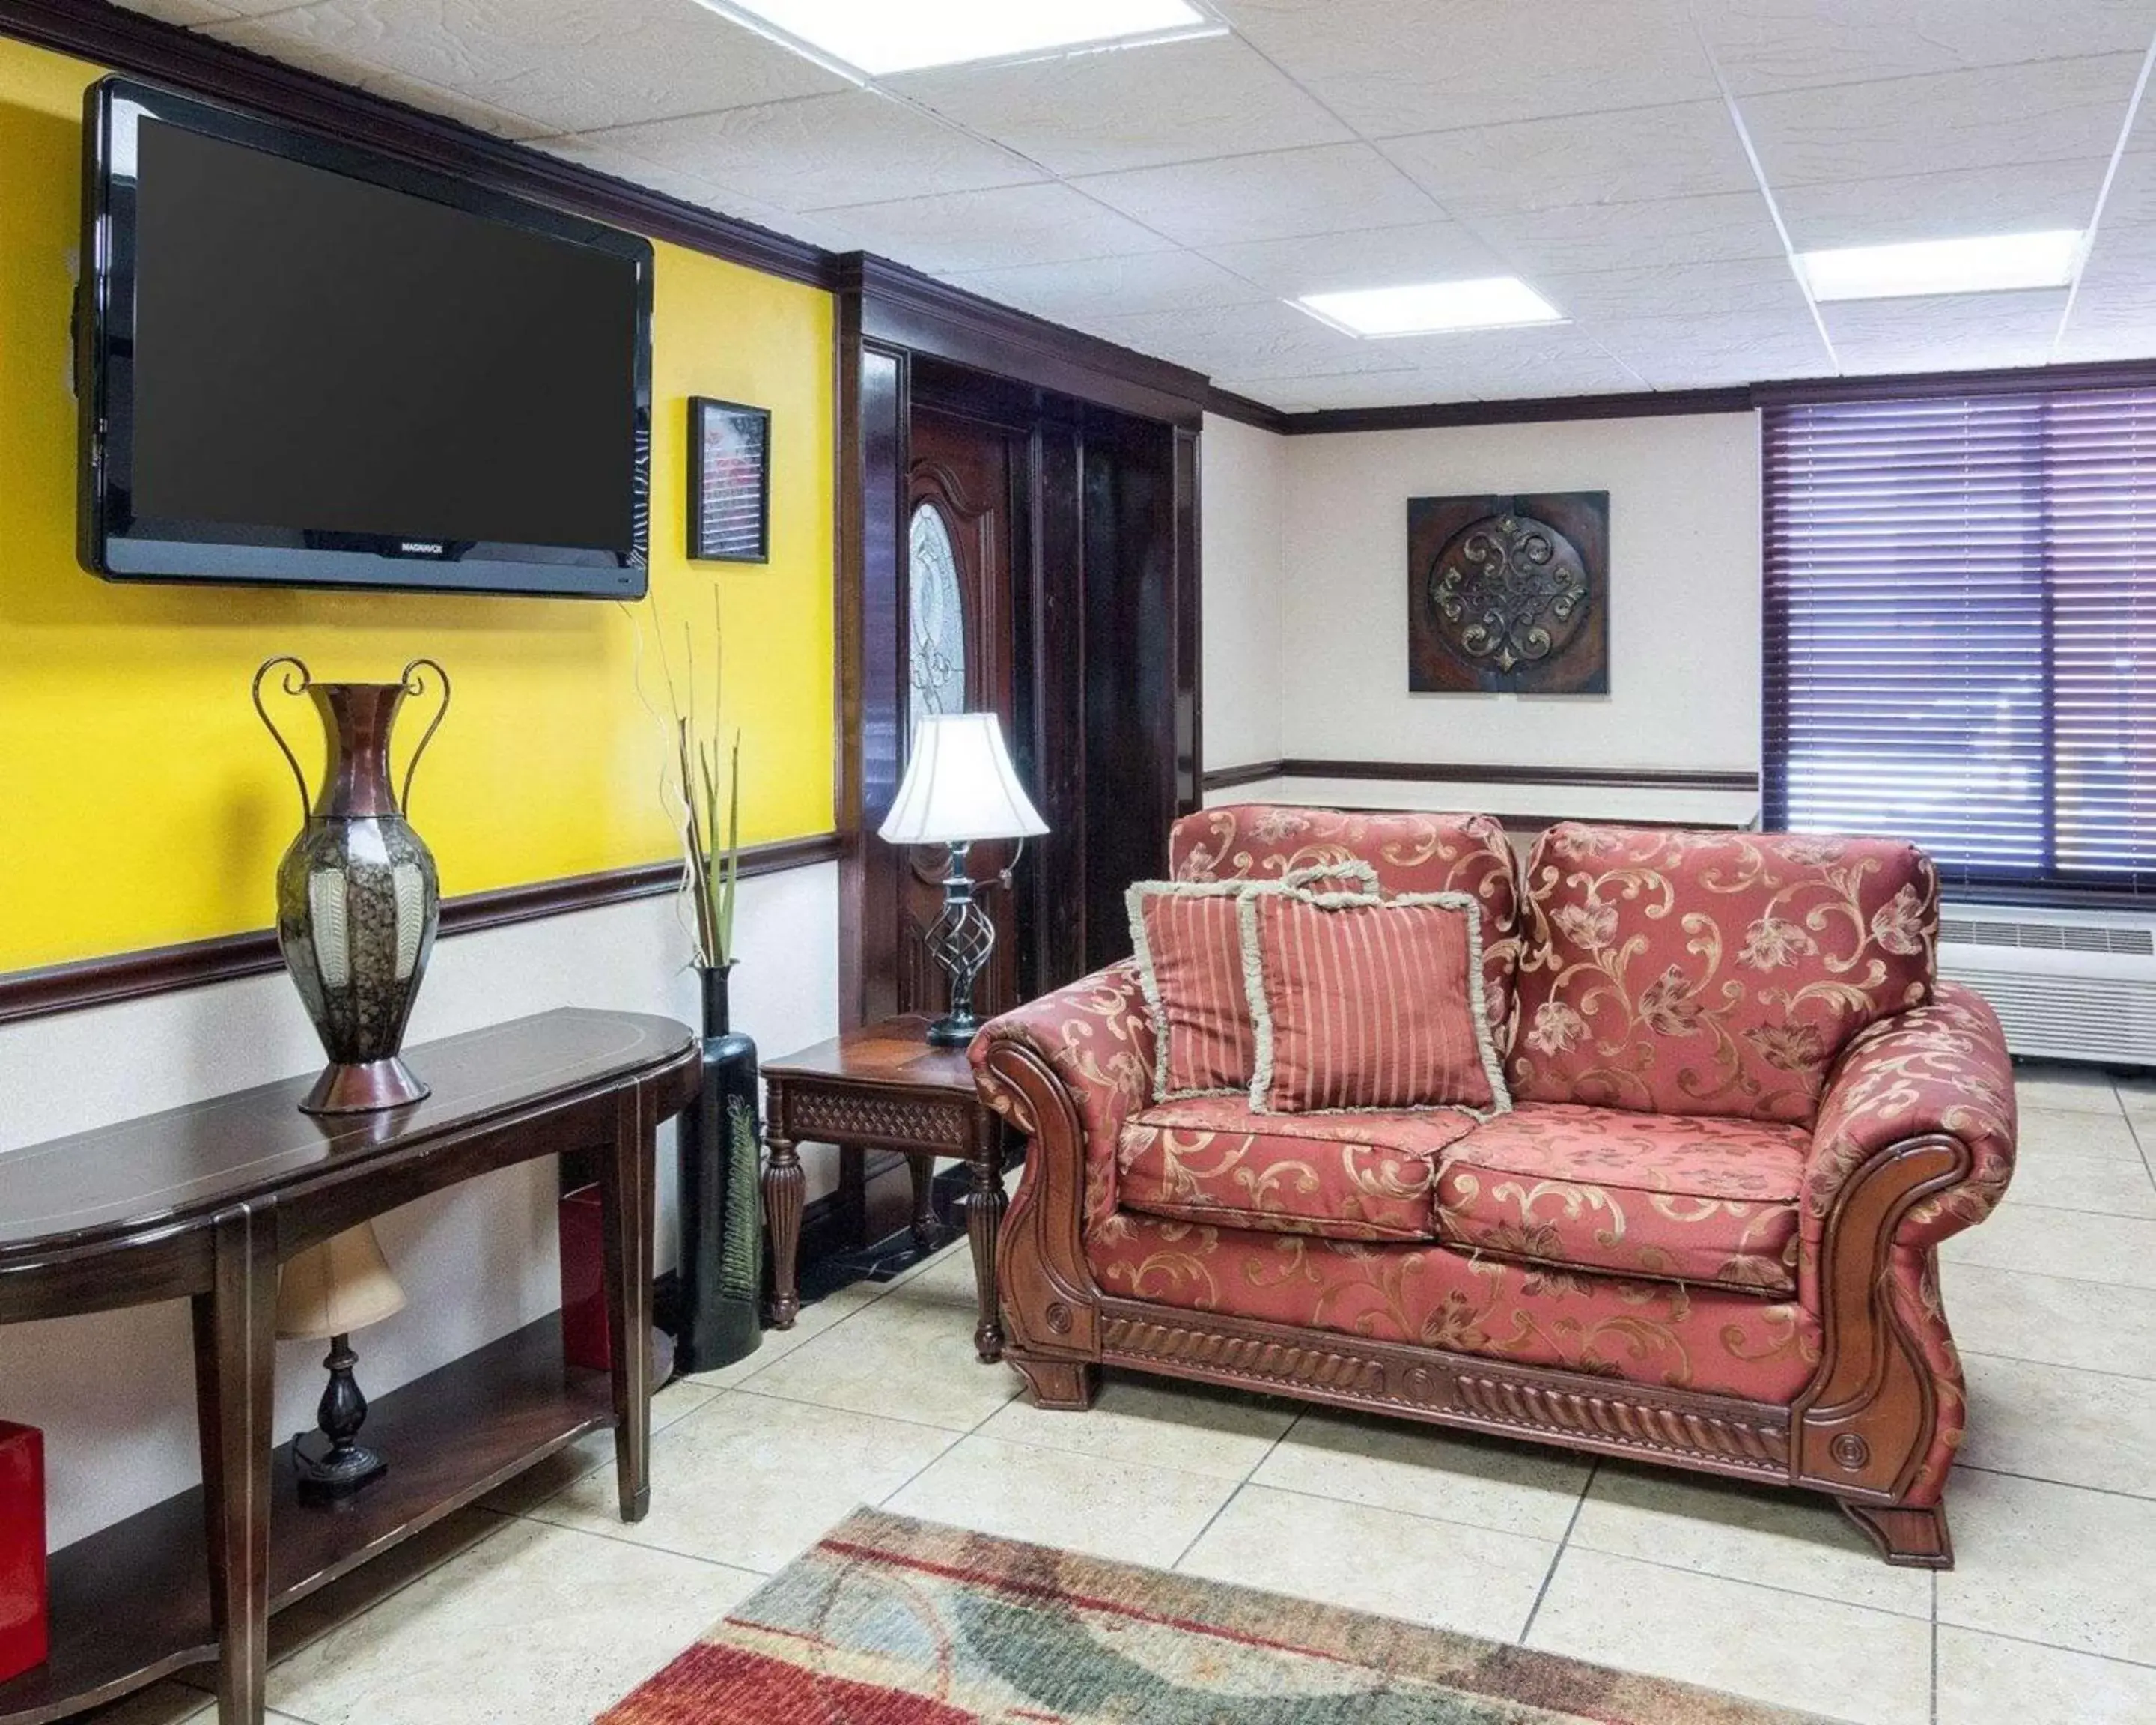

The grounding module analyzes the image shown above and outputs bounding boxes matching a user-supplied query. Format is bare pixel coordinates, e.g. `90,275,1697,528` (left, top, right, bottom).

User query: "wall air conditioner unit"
1938,903,2156,1067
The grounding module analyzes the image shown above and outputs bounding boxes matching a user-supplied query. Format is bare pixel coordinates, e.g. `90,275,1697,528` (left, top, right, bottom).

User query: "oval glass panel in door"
908,501,967,720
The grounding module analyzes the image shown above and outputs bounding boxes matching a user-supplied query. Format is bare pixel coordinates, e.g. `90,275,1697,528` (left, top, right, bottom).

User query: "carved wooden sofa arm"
970,964,1151,1402
1792,982,2018,1564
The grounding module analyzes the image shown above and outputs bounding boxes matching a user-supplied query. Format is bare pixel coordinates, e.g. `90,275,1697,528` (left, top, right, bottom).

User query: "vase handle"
252,655,314,824
398,657,451,817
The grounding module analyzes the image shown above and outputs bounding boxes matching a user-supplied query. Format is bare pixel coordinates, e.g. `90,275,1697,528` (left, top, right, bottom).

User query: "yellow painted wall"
0,36,835,972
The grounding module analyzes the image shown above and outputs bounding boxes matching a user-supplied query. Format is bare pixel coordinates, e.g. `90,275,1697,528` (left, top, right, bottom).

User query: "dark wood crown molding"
0,832,844,1026
843,255,1211,426
1750,354,2156,407
1201,386,1293,434
1199,758,1758,794
1278,386,1755,436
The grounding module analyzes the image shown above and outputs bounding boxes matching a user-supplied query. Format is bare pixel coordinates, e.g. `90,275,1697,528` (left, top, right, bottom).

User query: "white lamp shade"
878,713,1048,847
275,1220,408,1342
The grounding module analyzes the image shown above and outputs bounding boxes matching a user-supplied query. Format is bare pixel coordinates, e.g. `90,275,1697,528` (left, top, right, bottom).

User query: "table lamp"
878,713,1047,1046
277,1221,406,1502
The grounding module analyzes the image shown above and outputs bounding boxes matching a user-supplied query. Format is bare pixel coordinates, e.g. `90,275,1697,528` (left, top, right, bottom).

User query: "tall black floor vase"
674,963,764,1374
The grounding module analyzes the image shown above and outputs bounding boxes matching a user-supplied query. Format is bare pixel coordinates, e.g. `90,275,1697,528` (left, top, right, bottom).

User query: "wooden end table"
761,1014,1008,1361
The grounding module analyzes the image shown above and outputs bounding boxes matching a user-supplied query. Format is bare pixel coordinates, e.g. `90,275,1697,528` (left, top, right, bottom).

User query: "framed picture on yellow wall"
688,397,771,563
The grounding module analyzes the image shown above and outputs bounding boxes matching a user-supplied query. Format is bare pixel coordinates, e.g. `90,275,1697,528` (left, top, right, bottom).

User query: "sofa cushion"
1170,805,1523,1046
1242,885,1506,1116
1509,824,1937,1124
1435,1103,1808,1294
1127,882,1258,1101
1115,1095,1479,1241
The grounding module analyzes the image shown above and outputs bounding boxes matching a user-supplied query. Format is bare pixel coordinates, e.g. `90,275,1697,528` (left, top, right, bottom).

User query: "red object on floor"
559,1184,609,1372
0,1423,47,1683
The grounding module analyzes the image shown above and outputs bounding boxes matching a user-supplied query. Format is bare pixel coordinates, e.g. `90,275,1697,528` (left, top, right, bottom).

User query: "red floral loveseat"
971,806,2016,1566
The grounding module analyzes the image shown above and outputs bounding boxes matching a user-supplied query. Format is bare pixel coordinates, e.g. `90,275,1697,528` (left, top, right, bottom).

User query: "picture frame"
687,397,770,563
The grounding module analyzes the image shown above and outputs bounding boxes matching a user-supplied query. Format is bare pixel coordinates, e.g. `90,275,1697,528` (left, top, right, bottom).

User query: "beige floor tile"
680,1280,887,1390
1248,1408,1589,1542
1961,1352,2156,1497
883,1432,1239,1569
266,1516,758,1725
2015,1108,2147,1162
1939,1466,2156,1664
1937,1625,2156,1725
1527,1545,1931,1725
1938,1203,2156,1290
479,1372,726,1515
738,1263,1022,1430
978,1372,1297,1482
2003,1146,2156,1218
270,1508,511,1662
2015,1068,2126,1116
526,1388,957,1572
1566,1462,1931,1619
1940,1260,2156,1378
1178,1482,1554,1644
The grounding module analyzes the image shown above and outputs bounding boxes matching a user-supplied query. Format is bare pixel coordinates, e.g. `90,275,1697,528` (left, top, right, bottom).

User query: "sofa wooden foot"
1011,1356,1097,1411
1841,1500,1953,1569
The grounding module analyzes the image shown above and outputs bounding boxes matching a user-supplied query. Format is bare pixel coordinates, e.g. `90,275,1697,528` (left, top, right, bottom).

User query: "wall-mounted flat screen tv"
79,78,654,598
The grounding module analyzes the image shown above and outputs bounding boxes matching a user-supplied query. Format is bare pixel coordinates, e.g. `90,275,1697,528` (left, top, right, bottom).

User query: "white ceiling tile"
113,0,252,23
1464,192,1786,276
1207,378,1327,410
1820,288,2069,373
1582,310,1833,388
529,135,823,237
887,34,1350,177
2086,145,2156,228
1691,1,2156,97
203,10,555,138
804,183,1174,274
1200,222,1505,296
1738,55,2142,188
1078,300,1385,377
1072,143,1443,247
1532,258,1809,323
1225,368,1464,410
944,251,1273,320
1380,103,1757,216
1222,325,1651,401
585,91,1044,213
1212,0,1720,136
1774,159,2110,250
206,1,847,135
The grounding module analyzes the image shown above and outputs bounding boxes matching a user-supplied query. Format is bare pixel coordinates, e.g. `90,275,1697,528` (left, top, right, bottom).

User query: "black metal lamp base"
925,1012,981,1047
292,1428,388,1503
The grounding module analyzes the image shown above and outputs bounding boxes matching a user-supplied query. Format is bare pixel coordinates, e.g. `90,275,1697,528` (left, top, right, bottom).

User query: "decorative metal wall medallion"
1407,490,1610,694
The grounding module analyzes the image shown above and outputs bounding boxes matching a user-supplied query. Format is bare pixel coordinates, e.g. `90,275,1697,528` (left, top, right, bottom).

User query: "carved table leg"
966,1117,1008,1363
600,1086,656,1524
764,1133,805,1329
192,1200,278,1725
908,1156,939,1255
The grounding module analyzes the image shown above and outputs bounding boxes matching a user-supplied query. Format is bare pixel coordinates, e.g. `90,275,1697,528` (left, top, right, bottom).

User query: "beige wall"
1199,412,1291,771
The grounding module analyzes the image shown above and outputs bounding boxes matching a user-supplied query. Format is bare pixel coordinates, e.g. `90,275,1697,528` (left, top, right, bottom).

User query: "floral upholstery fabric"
1435,1103,1806,1294
1117,1096,1478,1243
1800,980,2017,1301
1510,824,1938,1124
1169,805,1522,1044
1087,1211,1821,1403
971,961,1154,1226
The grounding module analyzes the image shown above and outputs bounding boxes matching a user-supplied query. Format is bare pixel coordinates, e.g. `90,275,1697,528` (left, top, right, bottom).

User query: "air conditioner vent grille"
1939,916,2155,957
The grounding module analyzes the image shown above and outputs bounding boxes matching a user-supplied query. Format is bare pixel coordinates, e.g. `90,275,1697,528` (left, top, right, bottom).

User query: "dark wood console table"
0,1008,698,1725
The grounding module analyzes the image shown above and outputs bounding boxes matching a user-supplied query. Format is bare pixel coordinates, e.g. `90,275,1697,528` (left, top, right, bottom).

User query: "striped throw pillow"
1128,864,1380,1101
1241,884,1510,1116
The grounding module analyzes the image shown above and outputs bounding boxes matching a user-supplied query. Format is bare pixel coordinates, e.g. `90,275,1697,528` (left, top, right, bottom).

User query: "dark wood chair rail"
0,1008,700,1725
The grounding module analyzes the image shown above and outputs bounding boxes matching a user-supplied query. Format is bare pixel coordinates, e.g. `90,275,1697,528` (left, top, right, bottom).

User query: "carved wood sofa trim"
980,1038,1968,1569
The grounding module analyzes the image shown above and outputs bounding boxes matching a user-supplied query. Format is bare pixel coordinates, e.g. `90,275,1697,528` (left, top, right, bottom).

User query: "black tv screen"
79,79,653,597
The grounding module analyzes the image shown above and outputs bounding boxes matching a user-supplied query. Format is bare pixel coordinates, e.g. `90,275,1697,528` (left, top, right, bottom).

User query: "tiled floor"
97,1066,2156,1725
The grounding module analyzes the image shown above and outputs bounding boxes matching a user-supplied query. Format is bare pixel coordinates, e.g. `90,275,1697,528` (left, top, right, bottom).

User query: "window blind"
1763,386,2156,898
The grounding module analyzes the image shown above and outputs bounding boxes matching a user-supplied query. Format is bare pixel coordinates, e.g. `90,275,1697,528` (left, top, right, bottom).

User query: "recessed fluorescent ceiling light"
1797,230,2083,301
707,1,1213,76
1295,278,1564,337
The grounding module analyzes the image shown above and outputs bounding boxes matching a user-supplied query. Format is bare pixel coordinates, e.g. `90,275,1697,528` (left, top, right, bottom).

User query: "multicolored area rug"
599,1507,1831,1724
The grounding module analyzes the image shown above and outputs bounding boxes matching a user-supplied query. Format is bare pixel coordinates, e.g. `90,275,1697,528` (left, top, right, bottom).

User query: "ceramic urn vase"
254,656,451,1115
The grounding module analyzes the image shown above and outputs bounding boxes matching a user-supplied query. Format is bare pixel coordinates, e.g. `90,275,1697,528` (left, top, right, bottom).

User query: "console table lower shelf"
0,1315,626,1725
